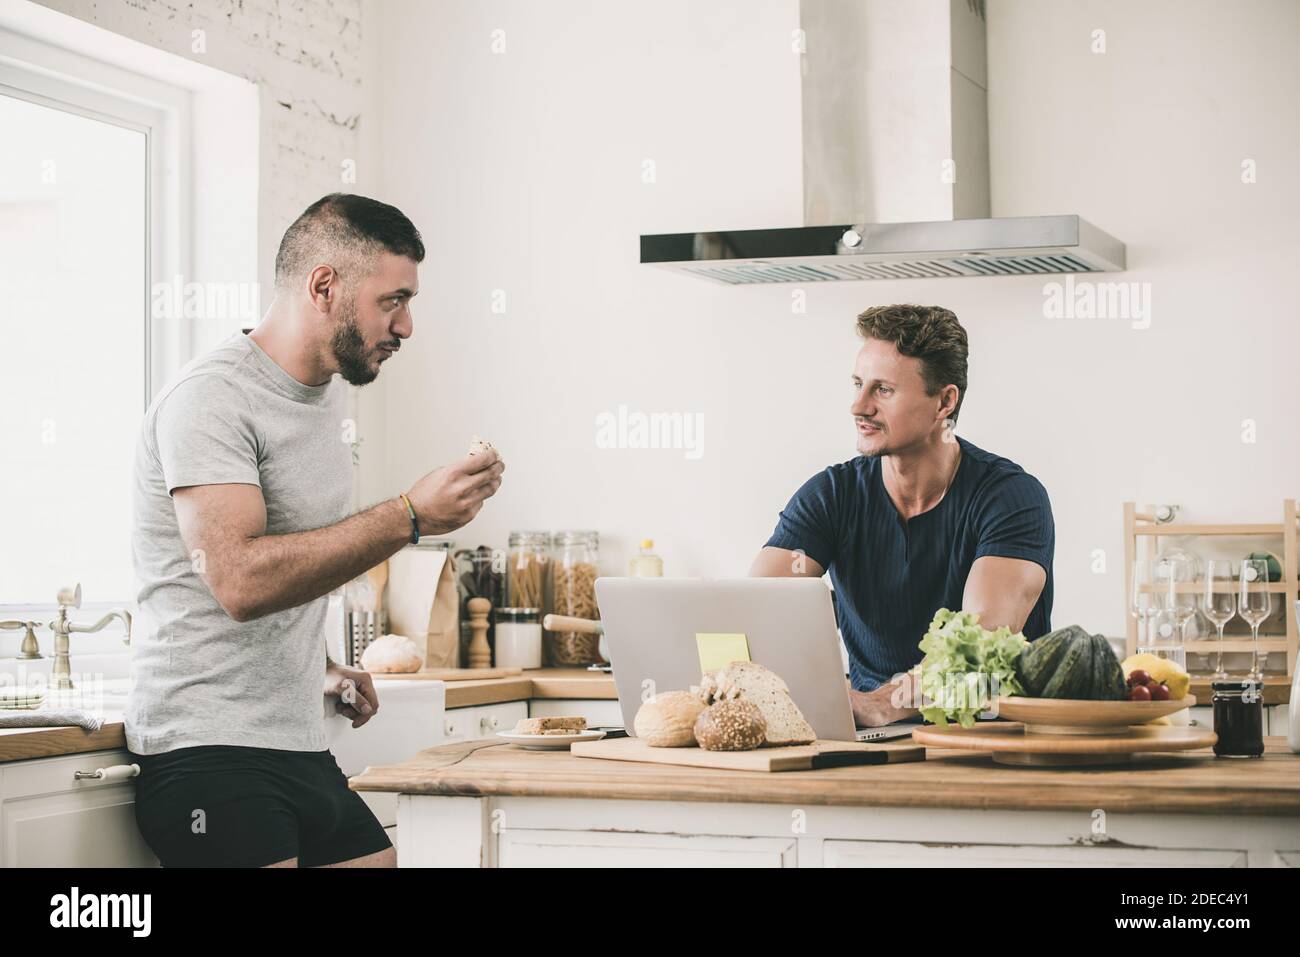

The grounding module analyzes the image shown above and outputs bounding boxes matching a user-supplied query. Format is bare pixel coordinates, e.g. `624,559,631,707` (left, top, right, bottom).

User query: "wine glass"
1129,560,1159,647
1158,555,1197,646
1238,558,1272,681
1201,560,1235,680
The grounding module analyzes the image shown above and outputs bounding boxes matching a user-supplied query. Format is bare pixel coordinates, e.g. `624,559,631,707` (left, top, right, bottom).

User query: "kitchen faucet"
46,583,132,690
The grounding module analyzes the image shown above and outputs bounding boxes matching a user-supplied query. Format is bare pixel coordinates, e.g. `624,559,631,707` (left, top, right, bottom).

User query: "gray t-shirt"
127,332,353,755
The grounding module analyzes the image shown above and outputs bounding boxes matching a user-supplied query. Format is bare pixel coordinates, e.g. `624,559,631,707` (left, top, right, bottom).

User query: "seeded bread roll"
701,661,816,746
513,715,586,735
634,690,707,747
694,699,767,751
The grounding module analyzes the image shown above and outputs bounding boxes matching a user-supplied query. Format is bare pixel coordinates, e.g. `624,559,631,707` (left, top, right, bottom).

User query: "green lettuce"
917,608,1029,728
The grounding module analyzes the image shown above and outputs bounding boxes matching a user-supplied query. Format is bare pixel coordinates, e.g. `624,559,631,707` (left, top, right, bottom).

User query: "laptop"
594,577,917,743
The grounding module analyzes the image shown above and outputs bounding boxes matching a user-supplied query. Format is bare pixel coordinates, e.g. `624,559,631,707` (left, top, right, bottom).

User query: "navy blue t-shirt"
764,437,1054,691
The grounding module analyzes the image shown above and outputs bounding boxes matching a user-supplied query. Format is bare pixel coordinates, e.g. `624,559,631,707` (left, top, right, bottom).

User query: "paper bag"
386,546,461,669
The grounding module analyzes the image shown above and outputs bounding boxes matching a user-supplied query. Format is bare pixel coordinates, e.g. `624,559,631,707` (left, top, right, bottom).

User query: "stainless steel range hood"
641,0,1126,285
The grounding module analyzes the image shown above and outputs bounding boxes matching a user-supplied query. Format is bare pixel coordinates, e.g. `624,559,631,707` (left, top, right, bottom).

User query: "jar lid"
554,529,599,545
508,531,552,544
1211,680,1263,702
495,607,540,622
1211,680,1261,691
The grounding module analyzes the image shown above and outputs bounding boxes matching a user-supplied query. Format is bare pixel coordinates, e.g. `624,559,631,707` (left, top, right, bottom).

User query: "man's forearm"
235,497,411,620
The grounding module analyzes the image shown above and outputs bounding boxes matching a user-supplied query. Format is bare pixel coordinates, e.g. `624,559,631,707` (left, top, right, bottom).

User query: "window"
0,30,178,607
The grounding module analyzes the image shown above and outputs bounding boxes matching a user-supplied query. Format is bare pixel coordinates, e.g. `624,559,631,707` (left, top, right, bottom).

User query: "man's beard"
330,300,378,386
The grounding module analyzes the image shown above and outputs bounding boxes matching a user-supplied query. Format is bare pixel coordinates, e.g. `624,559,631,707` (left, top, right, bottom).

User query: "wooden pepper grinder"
467,597,493,669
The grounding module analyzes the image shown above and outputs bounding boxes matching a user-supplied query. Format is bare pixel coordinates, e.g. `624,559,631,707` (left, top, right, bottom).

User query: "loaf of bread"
694,699,767,751
634,690,707,747
700,661,815,746
512,715,586,735
359,633,423,673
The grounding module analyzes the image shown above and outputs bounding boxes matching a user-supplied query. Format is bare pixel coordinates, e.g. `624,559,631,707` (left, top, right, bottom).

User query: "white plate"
496,729,607,750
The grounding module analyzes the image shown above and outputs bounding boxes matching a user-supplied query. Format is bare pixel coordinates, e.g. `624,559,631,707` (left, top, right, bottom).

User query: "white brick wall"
35,0,365,289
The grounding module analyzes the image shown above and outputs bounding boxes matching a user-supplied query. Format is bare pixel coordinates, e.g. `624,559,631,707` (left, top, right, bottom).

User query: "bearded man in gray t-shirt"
127,193,504,868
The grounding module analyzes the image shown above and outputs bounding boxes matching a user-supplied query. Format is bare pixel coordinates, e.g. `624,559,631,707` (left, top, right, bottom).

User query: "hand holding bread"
404,437,504,534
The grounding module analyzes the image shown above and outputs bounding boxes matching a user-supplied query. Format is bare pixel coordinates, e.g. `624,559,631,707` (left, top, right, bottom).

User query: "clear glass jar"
507,531,551,616
494,607,542,669
454,545,506,665
549,530,601,665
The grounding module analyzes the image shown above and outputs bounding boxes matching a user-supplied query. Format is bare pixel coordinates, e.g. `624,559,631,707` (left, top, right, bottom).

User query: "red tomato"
1129,684,1153,702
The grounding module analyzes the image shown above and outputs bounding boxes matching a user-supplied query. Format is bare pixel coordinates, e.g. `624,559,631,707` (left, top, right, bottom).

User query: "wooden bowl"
991,695,1196,735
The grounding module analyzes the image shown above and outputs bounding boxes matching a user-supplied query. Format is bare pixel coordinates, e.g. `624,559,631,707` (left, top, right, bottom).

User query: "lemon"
1121,653,1190,700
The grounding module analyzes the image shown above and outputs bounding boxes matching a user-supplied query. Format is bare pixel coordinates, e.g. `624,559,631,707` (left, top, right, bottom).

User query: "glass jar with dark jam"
1211,680,1265,758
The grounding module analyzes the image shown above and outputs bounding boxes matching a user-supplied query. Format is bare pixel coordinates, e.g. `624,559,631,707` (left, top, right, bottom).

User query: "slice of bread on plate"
512,715,586,735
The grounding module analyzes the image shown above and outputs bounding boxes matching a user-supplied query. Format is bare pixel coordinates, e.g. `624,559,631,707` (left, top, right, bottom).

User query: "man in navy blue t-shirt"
750,304,1054,727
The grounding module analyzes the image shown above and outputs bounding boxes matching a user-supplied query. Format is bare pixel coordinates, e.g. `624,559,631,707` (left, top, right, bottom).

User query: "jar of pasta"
549,530,601,666
507,531,551,618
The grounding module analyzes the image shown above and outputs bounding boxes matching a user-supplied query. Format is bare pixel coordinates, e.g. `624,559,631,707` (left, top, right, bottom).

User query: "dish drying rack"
1123,500,1298,681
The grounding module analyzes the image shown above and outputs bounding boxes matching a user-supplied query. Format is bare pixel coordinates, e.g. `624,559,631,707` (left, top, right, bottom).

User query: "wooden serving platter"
570,735,924,772
371,667,523,681
993,695,1195,734
912,721,1217,767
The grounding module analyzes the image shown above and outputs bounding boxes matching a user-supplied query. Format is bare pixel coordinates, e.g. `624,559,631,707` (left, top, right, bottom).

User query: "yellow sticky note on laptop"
695,633,751,674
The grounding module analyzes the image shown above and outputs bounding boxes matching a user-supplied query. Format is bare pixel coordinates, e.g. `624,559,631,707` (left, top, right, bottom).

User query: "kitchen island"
350,736,1300,867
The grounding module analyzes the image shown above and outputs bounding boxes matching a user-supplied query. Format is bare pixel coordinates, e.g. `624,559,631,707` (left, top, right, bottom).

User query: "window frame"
0,27,192,617
0,25,192,407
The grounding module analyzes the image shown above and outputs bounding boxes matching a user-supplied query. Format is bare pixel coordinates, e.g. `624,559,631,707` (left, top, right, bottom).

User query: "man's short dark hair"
274,193,424,289
856,304,969,422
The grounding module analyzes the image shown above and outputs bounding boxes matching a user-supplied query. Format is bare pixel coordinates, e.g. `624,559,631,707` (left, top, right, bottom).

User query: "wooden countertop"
1189,676,1290,706
350,736,1300,817
1,670,1279,765
0,721,127,763
0,668,617,764
443,668,616,708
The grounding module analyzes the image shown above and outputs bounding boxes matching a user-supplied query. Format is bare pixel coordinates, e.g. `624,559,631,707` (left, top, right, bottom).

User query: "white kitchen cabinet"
395,795,1300,868
528,698,623,727
498,828,796,867
822,840,1246,868
1270,704,1290,737
0,749,156,868
443,701,528,741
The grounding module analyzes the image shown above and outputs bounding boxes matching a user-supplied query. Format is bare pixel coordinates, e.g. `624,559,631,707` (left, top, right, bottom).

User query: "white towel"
0,708,105,732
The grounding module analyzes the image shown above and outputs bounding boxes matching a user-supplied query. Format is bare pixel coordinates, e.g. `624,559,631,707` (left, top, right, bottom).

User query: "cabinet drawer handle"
73,763,140,783
480,714,500,732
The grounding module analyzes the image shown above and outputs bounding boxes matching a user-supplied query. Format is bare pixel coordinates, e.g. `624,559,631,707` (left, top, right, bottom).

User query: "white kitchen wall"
357,0,1299,636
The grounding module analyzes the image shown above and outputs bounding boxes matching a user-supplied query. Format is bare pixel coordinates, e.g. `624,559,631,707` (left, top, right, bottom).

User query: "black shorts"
129,744,392,868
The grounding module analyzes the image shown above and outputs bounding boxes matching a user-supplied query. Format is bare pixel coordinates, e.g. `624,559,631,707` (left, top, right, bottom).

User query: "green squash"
1016,625,1086,696
1017,626,1128,701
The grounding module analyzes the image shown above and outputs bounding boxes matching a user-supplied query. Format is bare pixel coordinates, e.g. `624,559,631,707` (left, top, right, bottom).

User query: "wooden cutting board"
570,735,924,772
373,667,523,681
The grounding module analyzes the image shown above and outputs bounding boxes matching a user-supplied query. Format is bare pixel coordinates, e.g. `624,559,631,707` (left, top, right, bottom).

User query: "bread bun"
634,690,706,747
694,699,767,751
467,435,495,457
359,633,423,673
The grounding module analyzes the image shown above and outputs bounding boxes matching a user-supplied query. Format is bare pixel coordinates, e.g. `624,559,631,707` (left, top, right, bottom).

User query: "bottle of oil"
628,539,663,577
